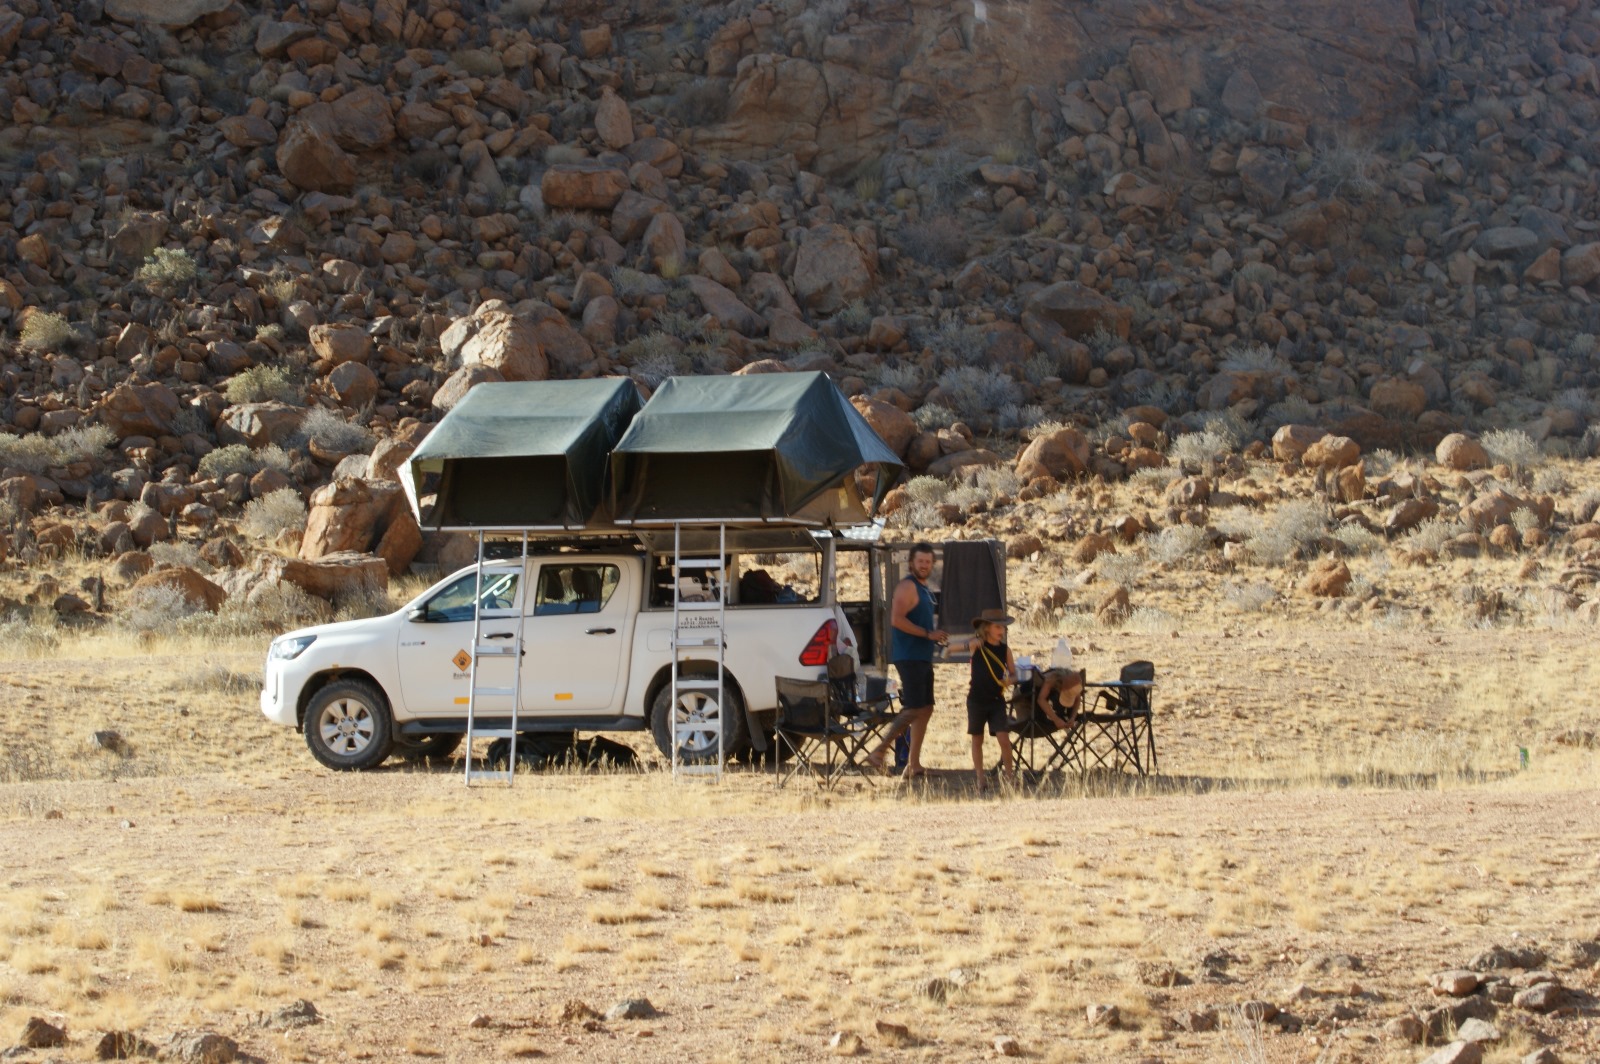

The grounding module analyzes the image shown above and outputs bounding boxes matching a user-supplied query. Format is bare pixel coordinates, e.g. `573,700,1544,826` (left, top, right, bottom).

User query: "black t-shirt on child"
969,640,1009,705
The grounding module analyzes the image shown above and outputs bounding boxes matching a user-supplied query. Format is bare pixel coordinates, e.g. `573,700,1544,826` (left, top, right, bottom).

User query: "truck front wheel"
651,680,748,766
304,679,394,771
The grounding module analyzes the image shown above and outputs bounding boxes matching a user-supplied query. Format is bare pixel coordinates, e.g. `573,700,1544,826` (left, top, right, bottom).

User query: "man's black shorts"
966,693,1009,737
893,659,935,709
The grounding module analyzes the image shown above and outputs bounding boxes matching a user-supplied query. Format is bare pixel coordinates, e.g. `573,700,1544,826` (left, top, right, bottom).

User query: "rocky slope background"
2,0,1600,621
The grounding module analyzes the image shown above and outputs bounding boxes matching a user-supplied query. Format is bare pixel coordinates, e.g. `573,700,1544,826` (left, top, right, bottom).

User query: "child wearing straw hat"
948,608,1017,793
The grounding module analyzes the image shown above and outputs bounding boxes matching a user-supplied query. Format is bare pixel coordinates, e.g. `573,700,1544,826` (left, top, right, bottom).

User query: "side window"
533,564,619,616
423,571,519,622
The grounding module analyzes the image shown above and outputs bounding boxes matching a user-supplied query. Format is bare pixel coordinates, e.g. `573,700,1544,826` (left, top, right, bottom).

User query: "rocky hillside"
1,0,1599,612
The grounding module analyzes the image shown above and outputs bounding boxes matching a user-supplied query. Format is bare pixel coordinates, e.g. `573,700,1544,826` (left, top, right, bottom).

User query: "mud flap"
743,701,768,752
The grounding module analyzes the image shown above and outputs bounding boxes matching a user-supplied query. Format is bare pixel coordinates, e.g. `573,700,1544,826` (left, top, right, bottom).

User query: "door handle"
585,627,616,635
485,632,514,640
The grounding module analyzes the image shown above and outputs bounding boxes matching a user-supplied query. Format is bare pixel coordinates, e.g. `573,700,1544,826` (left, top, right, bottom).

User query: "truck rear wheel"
304,679,394,771
651,679,748,766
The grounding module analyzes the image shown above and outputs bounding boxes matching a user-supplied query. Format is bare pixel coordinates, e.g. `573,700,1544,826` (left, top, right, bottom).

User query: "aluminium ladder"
670,523,727,780
464,531,528,785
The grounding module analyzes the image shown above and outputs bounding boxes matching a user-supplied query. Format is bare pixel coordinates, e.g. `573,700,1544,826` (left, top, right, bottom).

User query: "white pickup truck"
260,536,886,770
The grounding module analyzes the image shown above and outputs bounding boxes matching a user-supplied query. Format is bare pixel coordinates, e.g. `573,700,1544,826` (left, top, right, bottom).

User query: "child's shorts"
966,694,1009,737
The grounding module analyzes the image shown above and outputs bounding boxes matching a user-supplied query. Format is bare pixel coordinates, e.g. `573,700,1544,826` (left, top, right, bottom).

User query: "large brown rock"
255,552,389,603
531,319,597,378
133,566,227,613
1022,283,1131,341
850,396,918,457
640,211,688,272
309,323,372,364
1435,433,1489,471
684,276,765,336
432,366,503,414
1302,435,1361,470
327,85,395,151
792,224,874,314
541,165,630,210
276,107,357,193
1561,243,1600,288
105,0,229,25
328,361,380,409
1369,378,1427,419
375,507,422,576
1272,424,1325,462
1301,558,1351,598
1015,427,1091,481
99,382,179,439
1460,489,1526,531
301,477,406,560
594,87,634,150
459,312,548,381
217,402,305,448
218,115,277,148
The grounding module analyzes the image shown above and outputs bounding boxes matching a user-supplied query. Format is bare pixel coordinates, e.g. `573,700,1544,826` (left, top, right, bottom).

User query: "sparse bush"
1531,466,1569,495
1264,395,1316,428
1566,333,1597,360
197,443,292,481
920,149,970,208
667,79,729,126
255,323,285,344
1480,429,1542,475
119,585,201,633
937,366,1022,424
19,312,74,353
913,403,958,431
1219,343,1286,374
836,299,872,332
264,277,299,305
1147,525,1209,565
0,612,62,658
1312,132,1386,199
1135,378,1190,412
902,476,951,506
1333,523,1384,557
609,267,662,301
898,217,968,268
1169,425,1237,467
136,247,198,292
297,407,374,455
240,489,307,541
1405,516,1463,555
1221,581,1275,613
875,364,923,393
225,365,298,405
1121,606,1178,633
628,344,690,389
1094,551,1145,589
0,425,114,474
1245,499,1329,564
1130,466,1180,489
148,541,207,571
947,465,1021,509
1022,350,1064,386
924,322,988,366
1510,508,1541,536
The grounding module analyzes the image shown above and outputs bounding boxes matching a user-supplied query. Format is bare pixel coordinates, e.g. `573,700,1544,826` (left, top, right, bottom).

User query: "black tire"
304,679,394,771
650,676,748,765
393,732,464,762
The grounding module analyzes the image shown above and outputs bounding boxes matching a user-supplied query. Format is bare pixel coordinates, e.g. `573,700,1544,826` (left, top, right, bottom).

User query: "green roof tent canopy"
609,372,905,525
406,378,643,530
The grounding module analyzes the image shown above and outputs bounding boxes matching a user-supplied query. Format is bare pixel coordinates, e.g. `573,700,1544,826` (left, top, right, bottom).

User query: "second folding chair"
774,676,852,788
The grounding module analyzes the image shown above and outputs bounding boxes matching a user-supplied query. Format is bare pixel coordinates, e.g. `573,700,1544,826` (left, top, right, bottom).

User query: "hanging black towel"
937,539,1005,661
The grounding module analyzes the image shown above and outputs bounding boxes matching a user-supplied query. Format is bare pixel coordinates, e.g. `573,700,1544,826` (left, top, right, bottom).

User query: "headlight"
270,635,316,661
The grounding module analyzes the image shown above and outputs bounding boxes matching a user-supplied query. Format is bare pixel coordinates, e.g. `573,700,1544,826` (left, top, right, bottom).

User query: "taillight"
798,619,837,666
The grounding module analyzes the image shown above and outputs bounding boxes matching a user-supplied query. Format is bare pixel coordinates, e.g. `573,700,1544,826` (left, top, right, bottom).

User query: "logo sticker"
452,649,471,671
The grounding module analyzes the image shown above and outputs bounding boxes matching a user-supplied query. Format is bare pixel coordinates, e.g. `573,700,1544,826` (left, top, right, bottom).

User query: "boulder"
641,211,688,272
255,551,389,602
328,361,380,409
276,108,358,194
459,312,547,381
1272,424,1325,462
132,567,227,613
849,397,918,457
1472,227,1539,260
541,165,630,210
218,115,277,148
1460,489,1526,531
1384,496,1439,534
1561,242,1600,287
105,0,229,25
300,477,406,560
1435,433,1489,471
1301,435,1360,470
327,85,395,151
309,323,372,365
1301,558,1351,598
792,224,874,314
684,276,765,336
594,87,634,150
531,318,598,378
217,402,305,448
1369,378,1428,419
374,506,422,576
433,365,503,413
1022,282,1131,341
99,381,179,438
1015,427,1091,481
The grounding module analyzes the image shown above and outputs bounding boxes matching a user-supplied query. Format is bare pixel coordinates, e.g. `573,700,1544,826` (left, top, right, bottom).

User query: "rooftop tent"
405,378,643,530
608,372,905,525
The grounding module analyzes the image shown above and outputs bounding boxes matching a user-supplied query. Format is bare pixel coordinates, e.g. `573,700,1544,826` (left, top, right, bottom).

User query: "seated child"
1034,666,1085,731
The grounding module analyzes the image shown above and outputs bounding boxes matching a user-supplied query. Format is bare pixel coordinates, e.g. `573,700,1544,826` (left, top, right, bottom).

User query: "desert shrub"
136,248,198,292
119,585,200,633
667,79,729,126
0,612,62,658
1566,333,1597,360
1130,466,1180,489
1245,499,1329,564
241,489,307,541
919,149,970,208
19,312,74,352
197,443,291,481
890,501,946,531
1094,551,1145,589
1169,425,1236,467
609,266,662,301
1264,395,1317,428
0,425,114,474
1221,580,1275,613
1147,525,1210,565
1121,606,1178,633
1023,350,1065,386
1480,428,1542,475
1312,132,1386,199
836,299,872,332
937,366,1022,424
1571,488,1600,524
264,276,299,305
924,322,988,366
1219,343,1286,374
1135,378,1190,411
947,466,1021,509
1405,516,1463,554
898,217,968,267
1024,418,1070,441
913,403,958,431
225,365,298,405
1235,262,1279,287
297,407,374,455
875,363,923,393
1333,523,1384,557
255,323,285,344
148,540,207,571
1530,466,1569,495
902,476,950,507
627,342,690,389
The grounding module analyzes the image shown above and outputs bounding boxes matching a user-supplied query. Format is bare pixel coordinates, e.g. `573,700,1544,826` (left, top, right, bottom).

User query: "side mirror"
407,606,428,622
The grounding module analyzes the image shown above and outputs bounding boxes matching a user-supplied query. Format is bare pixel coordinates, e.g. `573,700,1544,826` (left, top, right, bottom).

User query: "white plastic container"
1050,637,1073,670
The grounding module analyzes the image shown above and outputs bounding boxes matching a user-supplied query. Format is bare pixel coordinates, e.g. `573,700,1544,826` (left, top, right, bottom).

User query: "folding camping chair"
1075,660,1158,775
1007,671,1084,782
774,676,852,788
826,654,896,785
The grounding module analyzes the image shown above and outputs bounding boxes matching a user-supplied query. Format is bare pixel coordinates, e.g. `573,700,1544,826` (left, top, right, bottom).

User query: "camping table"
1008,675,1158,782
